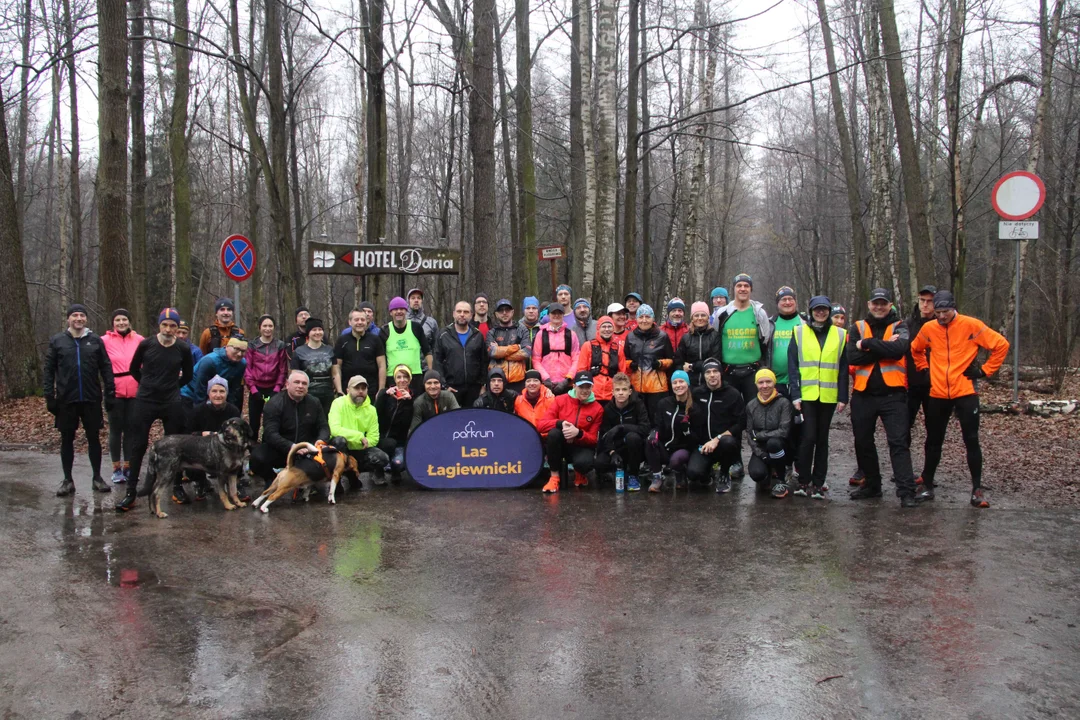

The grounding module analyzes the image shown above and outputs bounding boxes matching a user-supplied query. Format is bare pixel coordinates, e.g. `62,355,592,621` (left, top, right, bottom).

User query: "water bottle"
615,469,625,493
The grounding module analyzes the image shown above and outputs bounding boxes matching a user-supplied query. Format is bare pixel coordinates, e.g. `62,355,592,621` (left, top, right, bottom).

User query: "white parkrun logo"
452,420,494,440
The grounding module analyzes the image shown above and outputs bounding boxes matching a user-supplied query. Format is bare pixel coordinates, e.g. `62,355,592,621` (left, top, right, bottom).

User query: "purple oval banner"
405,408,544,489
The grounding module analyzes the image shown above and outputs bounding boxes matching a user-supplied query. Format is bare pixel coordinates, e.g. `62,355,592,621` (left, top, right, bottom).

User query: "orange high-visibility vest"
852,320,907,391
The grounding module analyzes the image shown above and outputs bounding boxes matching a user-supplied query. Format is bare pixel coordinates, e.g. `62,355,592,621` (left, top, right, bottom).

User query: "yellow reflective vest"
795,323,845,402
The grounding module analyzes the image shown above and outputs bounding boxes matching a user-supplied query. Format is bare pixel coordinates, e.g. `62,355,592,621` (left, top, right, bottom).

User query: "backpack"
541,327,573,357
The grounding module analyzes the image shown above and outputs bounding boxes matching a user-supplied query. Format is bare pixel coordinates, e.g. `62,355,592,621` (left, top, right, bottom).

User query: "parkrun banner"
406,409,544,489
308,242,461,276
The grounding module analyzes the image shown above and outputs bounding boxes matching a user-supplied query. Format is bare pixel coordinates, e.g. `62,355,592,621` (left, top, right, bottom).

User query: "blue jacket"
181,347,247,408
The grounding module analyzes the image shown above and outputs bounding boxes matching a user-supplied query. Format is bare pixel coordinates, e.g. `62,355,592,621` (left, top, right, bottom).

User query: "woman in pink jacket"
244,314,290,440
532,303,580,394
102,309,144,483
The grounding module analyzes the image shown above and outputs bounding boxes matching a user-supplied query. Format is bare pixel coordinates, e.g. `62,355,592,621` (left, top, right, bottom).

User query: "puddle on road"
335,519,384,582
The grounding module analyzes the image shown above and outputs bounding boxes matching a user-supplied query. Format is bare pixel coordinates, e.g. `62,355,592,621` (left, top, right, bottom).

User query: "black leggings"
922,394,982,489
593,430,646,476
546,429,596,481
128,399,186,491
686,434,741,482
107,398,136,463
748,437,787,484
57,402,103,480
248,387,276,442
798,400,836,486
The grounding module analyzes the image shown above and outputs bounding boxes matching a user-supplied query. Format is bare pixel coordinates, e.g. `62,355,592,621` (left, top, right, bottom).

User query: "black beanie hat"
67,303,89,318
305,317,324,331
423,369,444,385
110,308,131,323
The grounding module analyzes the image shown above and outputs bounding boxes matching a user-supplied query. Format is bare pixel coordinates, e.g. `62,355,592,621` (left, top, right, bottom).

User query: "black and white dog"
146,417,253,518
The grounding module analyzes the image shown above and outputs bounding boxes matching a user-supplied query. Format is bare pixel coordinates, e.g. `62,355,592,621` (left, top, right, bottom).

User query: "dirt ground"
2,372,1077,507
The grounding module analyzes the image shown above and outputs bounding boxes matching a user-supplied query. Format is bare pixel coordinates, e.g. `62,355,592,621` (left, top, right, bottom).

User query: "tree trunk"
62,0,83,302
593,0,618,306
514,0,538,297
639,0,652,300
362,0,388,246
568,0,585,295
575,0,597,297
494,10,521,298
0,82,41,396
817,0,868,303
470,0,498,296
944,0,967,302
15,0,31,218
170,0,191,315
130,0,148,327
879,0,935,288
621,0,640,293
97,0,134,312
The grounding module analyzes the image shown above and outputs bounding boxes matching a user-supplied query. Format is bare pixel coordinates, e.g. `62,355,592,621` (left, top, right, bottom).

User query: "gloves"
963,361,986,379
553,379,572,395
104,397,117,412
628,361,638,372
46,396,57,415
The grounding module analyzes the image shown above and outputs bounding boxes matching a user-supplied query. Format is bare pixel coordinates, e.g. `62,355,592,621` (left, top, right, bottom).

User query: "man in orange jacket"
537,371,604,493
909,291,1009,508
572,315,626,403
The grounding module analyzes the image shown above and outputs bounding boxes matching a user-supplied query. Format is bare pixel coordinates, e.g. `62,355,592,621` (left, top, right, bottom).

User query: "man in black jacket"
473,367,518,412
689,358,744,493
433,301,489,409
249,369,331,488
593,373,650,491
44,303,117,497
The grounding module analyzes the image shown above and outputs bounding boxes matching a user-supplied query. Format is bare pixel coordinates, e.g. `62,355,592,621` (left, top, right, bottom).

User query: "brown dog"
251,441,359,514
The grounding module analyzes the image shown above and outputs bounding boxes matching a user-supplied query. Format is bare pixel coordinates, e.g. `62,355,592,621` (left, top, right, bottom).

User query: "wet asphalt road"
1,449,1079,720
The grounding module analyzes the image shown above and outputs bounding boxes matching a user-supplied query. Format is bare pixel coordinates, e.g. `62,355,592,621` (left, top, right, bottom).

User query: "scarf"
757,388,779,405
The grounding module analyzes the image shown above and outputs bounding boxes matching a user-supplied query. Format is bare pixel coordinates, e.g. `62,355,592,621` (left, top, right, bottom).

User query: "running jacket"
487,322,531,384
245,337,289,393
532,323,580,383
690,383,745,443
744,394,793,459
44,329,116,405
624,325,674,394
103,329,144,398
409,390,460,434
597,391,651,452
262,391,330,457
652,395,701,451
514,386,557,438
674,326,724,386
572,336,627,401
433,325,488,389
660,322,690,354
537,389,603,448
374,387,414,444
909,313,1009,399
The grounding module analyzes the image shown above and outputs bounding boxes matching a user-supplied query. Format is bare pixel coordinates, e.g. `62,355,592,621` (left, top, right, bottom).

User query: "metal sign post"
991,172,1046,404
221,234,256,329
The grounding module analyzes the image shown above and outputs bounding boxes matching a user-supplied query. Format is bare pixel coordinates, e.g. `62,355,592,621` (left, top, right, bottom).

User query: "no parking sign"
220,234,256,282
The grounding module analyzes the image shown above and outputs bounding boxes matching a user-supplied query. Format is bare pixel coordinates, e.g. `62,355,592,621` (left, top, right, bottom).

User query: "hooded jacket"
537,388,603,447
262,391,331,456
375,386,414,444
328,392,380,450
433,324,489,389
846,309,909,396
473,368,519,412
245,337,289,393
660,321,690,354
598,389,651,452
487,321,531,384
652,394,701,451
103,329,144,399
182,347,247,408
713,300,773,366
532,321,581,383
572,334,627,401
409,388,461,434
198,320,245,356
691,383,745,444
674,325,724,387
744,393,793,459
407,307,440,350
905,306,936,390
514,385,557,437
517,318,543,361
624,325,674,394
44,329,116,405
910,313,1009,400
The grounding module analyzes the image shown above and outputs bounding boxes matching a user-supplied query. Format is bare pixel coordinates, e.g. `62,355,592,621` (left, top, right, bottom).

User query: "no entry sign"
220,234,256,282
991,172,1045,221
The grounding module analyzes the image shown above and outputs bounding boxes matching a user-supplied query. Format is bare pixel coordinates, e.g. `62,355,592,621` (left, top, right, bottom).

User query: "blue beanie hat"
671,370,690,385
556,284,572,295
207,375,229,395
710,287,728,299
523,296,540,310
636,304,654,319
158,307,181,324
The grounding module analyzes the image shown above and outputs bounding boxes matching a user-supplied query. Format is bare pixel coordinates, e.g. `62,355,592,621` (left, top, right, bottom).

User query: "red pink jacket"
103,329,145,399
244,337,289,394
537,389,603,448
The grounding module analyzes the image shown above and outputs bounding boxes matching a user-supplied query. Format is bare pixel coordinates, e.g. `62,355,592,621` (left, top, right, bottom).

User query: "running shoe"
917,483,935,502
674,473,687,490
115,489,137,512
811,488,827,500
111,468,126,484
770,482,789,499
971,489,989,508
648,474,662,493
574,470,589,487
91,475,111,493
849,469,865,486
900,495,919,508
849,485,883,500
792,484,810,497
715,473,731,494
542,476,559,493
627,476,641,492
172,485,191,505
55,479,75,497
729,461,745,480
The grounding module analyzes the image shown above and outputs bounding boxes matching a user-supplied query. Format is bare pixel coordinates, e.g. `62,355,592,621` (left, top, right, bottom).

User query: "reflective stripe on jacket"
795,324,846,402
852,321,906,391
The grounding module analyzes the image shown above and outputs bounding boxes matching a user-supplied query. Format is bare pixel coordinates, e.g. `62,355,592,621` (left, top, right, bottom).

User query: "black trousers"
798,400,835,487
128,399,186,490
346,446,391,471
907,383,931,475
248,387,276,442
546,429,596,481
56,401,104,480
724,367,758,465
640,392,667,425
450,384,481,410
593,430,645,476
249,443,323,484
851,391,916,497
107,397,136,463
748,437,787,484
923,394,982,489
777,384,802,470
686,434,741,483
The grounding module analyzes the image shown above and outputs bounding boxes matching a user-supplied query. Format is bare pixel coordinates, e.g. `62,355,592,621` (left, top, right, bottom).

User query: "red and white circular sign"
991,171,1045,220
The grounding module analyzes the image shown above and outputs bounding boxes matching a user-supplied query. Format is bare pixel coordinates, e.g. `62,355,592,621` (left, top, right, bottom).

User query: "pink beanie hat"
691,301,710,316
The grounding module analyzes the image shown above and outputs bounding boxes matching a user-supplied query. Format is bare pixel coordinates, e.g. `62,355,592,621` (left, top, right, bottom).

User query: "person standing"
675,302,723,387
573,315,627,403
570,299,597,345
689,359,744,494
709,287,729,328
593,373,650,492
532,303,580,394
433,301,489,409
486,298,530,392
198,297,245,356
249,370,331,488
644,370,700,492
831,305,847,328
406,288,440,352
744,369,794,498
293,317,337,415
374,364,416,481
607,302,631,343
472,293,492,338
329,375,390,486
381,296,432,394
102,308,143,484
245,314,289,441
788,296,848,496
897,285,938,488
176,321,202,365
554,284,573,312
624,304,674,422
115,308,194,511
287,307,310,359
846,289,919,507
537,371,604,493
660,297,690,352
770,286,803,482
333,309,387,403
518,296,543,360
909,290,1009,507
623,292,643,332
45,304,116,497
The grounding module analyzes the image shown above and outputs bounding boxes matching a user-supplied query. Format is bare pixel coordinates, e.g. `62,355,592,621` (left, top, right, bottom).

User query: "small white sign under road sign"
999,221,1039,240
